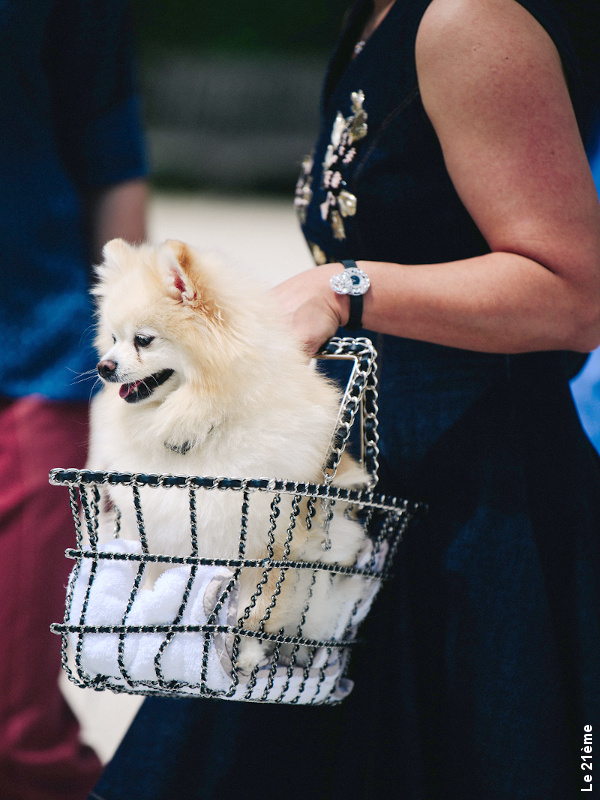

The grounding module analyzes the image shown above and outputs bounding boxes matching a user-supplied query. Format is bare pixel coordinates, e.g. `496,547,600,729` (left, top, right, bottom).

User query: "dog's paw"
235,637,268,674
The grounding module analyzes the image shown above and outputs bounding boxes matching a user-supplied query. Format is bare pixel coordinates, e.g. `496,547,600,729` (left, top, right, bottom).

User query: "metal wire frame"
49,338,424,705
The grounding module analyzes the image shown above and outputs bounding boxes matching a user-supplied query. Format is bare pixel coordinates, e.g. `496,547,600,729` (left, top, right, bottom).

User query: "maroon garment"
0,396,102,799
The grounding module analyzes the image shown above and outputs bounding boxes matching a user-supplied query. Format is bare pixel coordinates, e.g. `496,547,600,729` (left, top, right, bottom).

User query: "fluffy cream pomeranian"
88,238,369,671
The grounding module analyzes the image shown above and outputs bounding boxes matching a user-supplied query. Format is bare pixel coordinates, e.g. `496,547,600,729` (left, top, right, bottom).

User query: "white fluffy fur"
89,239,368,670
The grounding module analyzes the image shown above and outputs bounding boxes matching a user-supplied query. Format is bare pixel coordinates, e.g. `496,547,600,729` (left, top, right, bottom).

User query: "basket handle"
316,337,380,488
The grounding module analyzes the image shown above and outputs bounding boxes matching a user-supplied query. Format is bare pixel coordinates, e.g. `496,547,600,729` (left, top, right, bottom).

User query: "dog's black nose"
97,359,118,381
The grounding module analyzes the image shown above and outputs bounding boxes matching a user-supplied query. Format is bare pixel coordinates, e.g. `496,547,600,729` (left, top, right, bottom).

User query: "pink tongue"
119,380,143,399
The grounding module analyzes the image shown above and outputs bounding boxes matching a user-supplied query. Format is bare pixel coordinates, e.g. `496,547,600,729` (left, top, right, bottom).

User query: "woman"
91,1,600,798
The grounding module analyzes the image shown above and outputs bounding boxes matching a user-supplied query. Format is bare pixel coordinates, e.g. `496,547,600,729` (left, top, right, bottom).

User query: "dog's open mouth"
119,369,174,403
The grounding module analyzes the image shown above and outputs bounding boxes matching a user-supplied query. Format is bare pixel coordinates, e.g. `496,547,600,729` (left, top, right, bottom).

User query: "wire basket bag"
51,337,421,706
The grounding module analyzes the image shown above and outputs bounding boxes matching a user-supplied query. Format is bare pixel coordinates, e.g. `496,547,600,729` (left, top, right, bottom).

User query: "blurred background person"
0,1,147,798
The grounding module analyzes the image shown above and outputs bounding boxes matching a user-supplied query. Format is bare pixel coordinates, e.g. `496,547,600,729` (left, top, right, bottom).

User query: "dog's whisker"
67,367,97,377
87,380,102,405
68,367,100,386
77,324,99,353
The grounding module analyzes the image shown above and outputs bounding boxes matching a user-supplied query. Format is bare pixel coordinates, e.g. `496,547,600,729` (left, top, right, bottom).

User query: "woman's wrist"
329,260,371,330
322,262,351,328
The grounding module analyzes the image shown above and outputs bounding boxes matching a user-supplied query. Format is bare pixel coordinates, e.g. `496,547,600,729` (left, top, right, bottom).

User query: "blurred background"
131,0,350,194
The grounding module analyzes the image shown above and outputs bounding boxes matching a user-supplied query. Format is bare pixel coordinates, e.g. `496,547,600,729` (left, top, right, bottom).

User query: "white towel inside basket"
67,539,236,687
66,537,385,703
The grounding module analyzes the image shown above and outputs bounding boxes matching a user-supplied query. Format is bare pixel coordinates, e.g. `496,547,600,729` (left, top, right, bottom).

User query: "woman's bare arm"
271,0,600,356
86,178,148,263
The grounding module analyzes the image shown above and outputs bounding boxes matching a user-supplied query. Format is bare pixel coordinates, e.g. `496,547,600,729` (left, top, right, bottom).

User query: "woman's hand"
269,264,350,356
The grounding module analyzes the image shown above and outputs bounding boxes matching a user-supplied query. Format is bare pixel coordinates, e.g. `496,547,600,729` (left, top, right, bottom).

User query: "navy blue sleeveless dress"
92,3,600,798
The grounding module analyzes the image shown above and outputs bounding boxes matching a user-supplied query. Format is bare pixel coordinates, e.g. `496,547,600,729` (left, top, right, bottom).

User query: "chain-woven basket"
51,338,421,705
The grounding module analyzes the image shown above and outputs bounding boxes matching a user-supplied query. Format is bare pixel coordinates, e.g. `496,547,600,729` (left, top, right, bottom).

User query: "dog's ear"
92,238,134,297
160,240,200,305
101,238,133,270
159,241,225,323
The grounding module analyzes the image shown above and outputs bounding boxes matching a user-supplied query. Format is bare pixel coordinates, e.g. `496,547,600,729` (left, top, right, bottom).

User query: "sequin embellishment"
309,242,327,265
294,155,314,224
320,91,368,240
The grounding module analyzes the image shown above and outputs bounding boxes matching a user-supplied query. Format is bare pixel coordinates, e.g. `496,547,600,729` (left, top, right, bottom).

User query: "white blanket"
66,538,385,704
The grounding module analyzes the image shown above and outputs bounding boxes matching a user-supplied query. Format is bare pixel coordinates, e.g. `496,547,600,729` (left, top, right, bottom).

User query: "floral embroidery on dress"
295,158,329,265
294,155,314,224
308,242,327,265
320,90,368,240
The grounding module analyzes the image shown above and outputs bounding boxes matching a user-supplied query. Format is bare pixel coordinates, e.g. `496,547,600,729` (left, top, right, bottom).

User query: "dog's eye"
112,334,116,344
134,334,155,348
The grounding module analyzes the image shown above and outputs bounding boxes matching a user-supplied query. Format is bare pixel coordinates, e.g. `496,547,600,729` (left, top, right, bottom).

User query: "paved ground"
148,191,314,283
59,190,314,764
